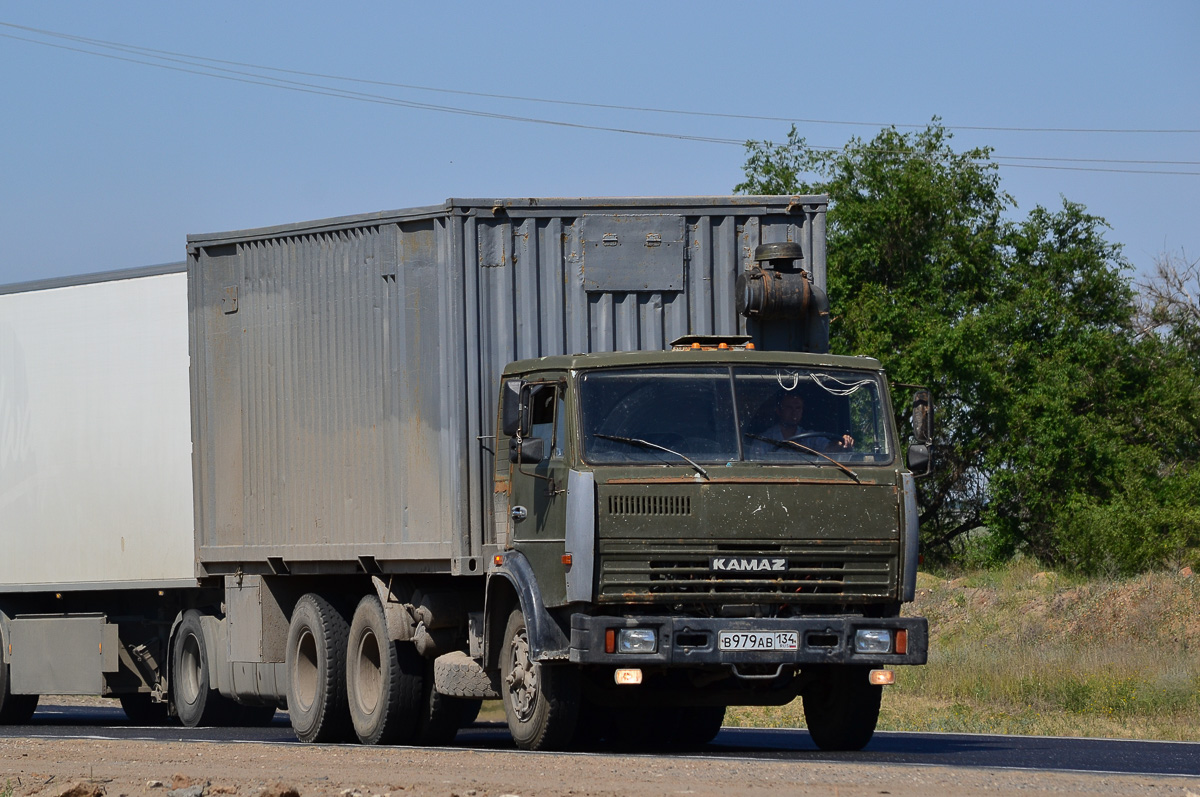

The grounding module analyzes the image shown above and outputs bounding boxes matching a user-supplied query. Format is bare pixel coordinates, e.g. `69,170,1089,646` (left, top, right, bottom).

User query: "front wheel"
801,666,881,751
500,608,579,751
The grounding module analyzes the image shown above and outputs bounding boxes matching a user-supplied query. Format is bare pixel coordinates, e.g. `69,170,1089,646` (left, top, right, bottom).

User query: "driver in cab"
751,392,853,455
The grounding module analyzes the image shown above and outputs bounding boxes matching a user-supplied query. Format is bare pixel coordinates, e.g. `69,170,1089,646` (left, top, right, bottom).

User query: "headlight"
618,628,658,654
854,629,892,654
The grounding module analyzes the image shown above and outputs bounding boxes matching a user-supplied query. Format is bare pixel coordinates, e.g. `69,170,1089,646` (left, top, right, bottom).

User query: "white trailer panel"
0,268,195,589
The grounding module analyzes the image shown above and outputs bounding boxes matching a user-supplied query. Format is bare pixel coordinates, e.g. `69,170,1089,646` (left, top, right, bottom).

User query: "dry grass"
728,561,1200,740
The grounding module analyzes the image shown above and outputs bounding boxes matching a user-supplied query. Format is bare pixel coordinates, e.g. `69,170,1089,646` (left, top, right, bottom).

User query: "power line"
0,31,743,146
2,22,1198,177
4,20,1198,137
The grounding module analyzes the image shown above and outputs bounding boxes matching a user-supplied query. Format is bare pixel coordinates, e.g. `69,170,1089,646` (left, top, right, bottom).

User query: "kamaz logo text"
709,557,788,573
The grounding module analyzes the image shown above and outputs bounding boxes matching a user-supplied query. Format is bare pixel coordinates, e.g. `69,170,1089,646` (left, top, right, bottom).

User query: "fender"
485,551,571,665
164,610,185,698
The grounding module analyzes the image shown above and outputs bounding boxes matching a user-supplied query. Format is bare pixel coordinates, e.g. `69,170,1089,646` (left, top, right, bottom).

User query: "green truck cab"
490,338,929,751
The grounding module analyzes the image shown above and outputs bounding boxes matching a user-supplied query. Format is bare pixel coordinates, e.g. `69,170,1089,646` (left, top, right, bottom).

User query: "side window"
527,384,558,461
553,391,566,458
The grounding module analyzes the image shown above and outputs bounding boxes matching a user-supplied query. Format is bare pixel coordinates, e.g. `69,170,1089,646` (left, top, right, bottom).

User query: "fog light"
618,628,657,654
854,629,892,654
614,668,643,685
869,669,895,685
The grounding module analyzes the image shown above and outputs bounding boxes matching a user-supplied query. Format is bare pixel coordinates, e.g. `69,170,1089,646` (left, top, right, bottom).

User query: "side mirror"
907,443,931,475
501,380,523,437
912,390,932,445
509,436,545,464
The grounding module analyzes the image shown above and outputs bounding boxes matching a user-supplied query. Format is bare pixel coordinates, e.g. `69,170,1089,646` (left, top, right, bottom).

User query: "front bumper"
568,613,928,666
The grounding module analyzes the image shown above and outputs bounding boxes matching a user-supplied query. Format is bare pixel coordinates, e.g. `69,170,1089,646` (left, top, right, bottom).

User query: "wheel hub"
506,628,538,722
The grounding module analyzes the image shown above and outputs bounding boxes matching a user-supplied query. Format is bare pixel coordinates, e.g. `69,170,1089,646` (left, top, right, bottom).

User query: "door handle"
511,505,528,521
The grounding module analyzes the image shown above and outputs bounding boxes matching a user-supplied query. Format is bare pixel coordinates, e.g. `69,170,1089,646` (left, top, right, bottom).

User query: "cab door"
508,377,571,606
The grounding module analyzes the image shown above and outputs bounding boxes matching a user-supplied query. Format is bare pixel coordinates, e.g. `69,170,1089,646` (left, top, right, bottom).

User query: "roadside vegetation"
736,122,1200,576
728,560,1200,741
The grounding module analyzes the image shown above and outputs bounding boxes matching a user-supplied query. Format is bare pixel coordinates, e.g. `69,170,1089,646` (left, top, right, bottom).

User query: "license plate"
718,631,799,651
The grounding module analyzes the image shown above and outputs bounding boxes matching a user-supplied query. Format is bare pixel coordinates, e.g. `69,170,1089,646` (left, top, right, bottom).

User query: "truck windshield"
579,365,893,465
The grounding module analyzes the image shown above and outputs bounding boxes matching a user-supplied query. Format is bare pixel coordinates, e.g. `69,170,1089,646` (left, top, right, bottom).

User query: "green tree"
736,123,1200,573
1137,249,1200,361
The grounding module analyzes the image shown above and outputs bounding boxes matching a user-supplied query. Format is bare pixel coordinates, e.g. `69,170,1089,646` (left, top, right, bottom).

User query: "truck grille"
597,540,897,605
607,494,692,517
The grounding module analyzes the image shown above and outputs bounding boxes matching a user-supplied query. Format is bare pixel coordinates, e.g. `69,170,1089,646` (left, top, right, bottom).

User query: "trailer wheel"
345,595,422,745
286,593,353,743
801,665,881,751
173,610,237,727
0,626,38,725
500,608,579,751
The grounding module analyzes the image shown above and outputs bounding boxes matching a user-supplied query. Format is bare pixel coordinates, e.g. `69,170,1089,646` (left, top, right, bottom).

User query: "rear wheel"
0,626,38,725
286,593,353,743
346,595,423,745
500,608,579,751
801,666,881,751
173,610,238,727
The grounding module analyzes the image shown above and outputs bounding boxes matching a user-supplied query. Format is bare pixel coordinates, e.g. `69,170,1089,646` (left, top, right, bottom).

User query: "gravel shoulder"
4,735,1200,797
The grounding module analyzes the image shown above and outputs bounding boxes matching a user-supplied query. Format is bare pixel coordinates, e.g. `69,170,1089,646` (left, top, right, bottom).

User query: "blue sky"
1,2,1197,286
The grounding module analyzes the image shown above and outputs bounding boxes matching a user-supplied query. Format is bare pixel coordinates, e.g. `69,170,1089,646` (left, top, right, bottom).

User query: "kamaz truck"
0,196,929,751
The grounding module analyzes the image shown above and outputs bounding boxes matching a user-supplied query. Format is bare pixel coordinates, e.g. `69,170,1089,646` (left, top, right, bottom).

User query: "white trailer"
0,265,213,723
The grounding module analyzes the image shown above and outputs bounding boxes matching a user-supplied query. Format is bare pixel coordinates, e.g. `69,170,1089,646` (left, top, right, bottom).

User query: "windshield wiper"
594,433,711,481
743,432,861,483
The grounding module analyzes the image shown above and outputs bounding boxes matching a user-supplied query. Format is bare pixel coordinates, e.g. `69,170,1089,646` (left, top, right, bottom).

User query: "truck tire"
346,595,422,745
801,665,882,751
416,660,482,746
459,695,483,726
286,593,353,743
0,626,38,725
173,610,238,727
119,693,174,726
500,608,579,751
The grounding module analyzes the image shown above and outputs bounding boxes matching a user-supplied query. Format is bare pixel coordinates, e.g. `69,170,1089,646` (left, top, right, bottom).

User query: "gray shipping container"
188,196,828,579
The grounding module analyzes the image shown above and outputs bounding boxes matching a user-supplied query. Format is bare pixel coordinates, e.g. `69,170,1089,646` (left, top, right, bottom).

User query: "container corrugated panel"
0,266,196,591
187,196,827,576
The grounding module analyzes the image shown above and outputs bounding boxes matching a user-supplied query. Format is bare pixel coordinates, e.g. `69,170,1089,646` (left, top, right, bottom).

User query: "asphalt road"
5,703,1198,779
